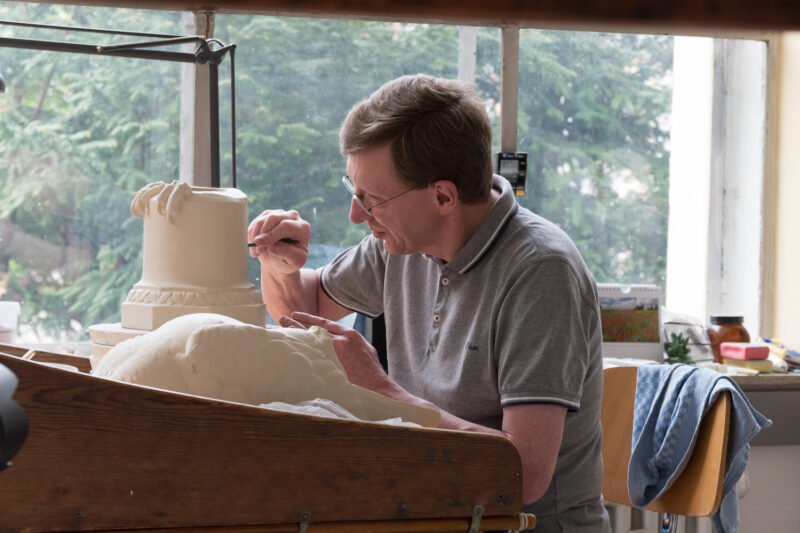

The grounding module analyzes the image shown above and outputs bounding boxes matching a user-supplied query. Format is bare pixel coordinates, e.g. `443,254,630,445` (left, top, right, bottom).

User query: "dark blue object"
354,313,388,373
0,362,28,471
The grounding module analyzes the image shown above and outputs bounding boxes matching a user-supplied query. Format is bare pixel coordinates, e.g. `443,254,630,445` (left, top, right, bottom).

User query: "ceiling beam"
9,0,800,34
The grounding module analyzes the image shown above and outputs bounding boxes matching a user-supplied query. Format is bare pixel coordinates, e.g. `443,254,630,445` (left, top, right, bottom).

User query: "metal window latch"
468,504,484,533
298,511,311,533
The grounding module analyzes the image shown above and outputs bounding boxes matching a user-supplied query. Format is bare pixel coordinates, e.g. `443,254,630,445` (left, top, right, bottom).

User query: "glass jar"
706,315,750,363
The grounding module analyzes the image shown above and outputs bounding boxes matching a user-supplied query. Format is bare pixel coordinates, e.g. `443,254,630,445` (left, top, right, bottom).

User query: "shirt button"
433,314,441,324
441,277,450,286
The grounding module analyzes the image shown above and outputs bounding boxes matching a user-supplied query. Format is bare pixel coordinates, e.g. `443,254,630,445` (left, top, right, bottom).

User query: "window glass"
517,30,673,286
0,6,760,344
1,4,182,342
1,8,501,342
213,16,501,275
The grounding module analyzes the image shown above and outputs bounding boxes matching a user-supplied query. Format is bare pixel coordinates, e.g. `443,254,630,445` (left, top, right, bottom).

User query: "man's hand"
247,209,310,275
279,312,392,394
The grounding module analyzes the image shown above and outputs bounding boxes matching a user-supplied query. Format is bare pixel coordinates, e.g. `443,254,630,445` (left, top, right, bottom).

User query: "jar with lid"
706,315,750,363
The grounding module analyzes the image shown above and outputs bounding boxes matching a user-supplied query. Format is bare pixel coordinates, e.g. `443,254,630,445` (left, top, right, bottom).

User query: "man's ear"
432,180,458,215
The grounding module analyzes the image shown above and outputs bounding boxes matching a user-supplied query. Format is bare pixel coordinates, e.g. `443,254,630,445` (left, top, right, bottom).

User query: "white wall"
741,29,800,533
771,33,800,345
739,446,800,532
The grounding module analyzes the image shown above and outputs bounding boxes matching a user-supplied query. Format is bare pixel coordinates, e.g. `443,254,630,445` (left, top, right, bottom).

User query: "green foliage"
214,17,478,249
0,4,673,341
517,31,672,286
664,332,693,365
4,258,74,336
0,3,178,340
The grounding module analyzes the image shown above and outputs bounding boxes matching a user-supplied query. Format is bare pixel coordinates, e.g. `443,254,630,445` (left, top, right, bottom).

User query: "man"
248,74,609,532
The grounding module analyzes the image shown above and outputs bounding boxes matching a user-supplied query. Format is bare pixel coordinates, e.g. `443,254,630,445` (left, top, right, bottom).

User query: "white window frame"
179,11,215,187
666,36,771,338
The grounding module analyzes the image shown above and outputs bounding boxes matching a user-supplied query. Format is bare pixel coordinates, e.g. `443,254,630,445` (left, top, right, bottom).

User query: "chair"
601,366,731,532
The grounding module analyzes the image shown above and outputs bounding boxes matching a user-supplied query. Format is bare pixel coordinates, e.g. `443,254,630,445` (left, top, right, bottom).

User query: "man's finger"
290,311,348,334
279,315,308,329
253,216,309,247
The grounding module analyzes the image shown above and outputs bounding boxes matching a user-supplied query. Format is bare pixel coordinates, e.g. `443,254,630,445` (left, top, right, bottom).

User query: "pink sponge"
720,342,769,360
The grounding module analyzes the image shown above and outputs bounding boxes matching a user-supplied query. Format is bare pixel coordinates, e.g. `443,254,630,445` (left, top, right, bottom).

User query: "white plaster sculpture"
93,313,440,427
120,180,265,330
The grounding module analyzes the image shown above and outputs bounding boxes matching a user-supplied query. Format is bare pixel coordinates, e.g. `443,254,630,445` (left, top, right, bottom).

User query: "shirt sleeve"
319,235,387,319
494,256,600,411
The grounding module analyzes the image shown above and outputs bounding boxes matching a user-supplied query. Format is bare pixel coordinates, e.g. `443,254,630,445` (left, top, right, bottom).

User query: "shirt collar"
434,175,518,274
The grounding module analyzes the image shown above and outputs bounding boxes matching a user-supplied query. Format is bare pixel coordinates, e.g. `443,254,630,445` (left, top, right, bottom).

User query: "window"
0,3,770,343
516,30,673,286
212,15,502,272
1,4,183,342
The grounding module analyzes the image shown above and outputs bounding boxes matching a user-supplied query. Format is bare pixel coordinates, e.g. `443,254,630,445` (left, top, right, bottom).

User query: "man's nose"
349,197,370,224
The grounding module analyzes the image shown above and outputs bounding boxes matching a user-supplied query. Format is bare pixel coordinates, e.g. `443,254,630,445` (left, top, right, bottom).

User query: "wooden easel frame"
0,346,534,532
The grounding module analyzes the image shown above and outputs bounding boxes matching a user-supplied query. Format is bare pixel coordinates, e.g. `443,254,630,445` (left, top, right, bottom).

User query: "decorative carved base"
121,284,266,331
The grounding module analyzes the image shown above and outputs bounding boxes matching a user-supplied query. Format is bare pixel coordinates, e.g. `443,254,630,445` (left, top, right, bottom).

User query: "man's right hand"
247,209,311,275
279,312,388,392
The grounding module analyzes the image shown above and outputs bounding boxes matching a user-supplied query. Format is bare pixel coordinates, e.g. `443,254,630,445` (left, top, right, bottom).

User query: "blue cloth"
628,364,771,533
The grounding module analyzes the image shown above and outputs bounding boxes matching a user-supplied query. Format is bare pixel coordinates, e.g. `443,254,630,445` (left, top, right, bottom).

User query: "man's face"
345,144,434,255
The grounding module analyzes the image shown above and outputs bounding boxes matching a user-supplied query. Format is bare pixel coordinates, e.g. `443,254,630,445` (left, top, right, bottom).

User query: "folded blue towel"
628,364,771,533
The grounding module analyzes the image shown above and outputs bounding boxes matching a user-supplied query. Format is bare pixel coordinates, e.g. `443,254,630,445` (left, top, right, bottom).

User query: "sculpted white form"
120,180,266,330
93,313,440,427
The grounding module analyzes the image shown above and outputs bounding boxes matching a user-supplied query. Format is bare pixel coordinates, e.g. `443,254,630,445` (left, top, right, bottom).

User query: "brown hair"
340,74,493,204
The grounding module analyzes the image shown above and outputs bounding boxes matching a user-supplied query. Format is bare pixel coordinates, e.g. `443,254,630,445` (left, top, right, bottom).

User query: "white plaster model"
120,180,266,330
93,313,440,427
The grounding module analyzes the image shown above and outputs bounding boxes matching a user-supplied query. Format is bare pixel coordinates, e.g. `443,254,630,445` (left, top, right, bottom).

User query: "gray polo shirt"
320,176,608,532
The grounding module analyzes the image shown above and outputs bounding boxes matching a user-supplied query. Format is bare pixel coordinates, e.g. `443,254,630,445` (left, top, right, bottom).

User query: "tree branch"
32,63,56,122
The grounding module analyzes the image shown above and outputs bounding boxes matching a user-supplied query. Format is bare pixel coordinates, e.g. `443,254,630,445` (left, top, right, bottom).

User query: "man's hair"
340,74,493,204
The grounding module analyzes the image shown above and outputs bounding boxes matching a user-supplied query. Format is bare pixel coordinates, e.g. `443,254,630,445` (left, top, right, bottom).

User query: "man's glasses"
342,175,420,217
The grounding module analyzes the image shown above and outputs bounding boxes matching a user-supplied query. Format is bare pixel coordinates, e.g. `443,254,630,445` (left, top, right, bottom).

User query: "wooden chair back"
601,366,731,516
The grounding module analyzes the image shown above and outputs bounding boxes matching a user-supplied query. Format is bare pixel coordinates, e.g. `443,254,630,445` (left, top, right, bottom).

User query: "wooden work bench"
0,345,534,533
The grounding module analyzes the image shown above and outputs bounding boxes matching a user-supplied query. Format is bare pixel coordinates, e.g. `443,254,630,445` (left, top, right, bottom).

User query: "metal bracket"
298,511,311,533
468,504,484,533
660,513,677,533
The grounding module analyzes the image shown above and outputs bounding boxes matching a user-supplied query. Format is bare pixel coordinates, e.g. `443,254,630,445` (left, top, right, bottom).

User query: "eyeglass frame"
342,174,423,217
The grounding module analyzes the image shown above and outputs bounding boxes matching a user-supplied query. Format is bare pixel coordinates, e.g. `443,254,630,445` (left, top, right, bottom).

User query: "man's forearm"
374,378,562,505
260,267,320,323
374,378,507,436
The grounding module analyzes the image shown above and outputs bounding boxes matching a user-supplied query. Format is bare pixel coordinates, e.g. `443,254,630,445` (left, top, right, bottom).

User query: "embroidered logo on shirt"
466,341,479,352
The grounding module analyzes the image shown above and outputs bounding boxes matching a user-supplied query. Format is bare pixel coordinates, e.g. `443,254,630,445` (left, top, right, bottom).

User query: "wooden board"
12,0,800,32
0,342,93,373
88,322,149,346
0,350,524,532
